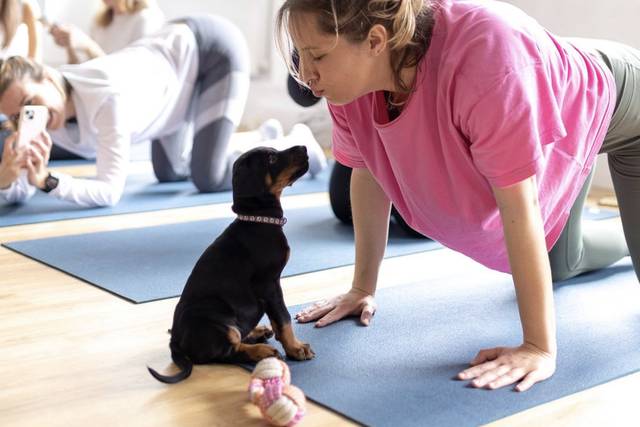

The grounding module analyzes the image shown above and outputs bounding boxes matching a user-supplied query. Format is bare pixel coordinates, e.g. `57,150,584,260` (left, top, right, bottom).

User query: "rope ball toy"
248,357,306,426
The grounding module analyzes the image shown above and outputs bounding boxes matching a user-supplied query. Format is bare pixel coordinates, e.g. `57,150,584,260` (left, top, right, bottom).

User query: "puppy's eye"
268,154,278,164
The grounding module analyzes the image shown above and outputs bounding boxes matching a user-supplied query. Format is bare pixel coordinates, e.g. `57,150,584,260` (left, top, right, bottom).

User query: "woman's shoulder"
436,0,550,80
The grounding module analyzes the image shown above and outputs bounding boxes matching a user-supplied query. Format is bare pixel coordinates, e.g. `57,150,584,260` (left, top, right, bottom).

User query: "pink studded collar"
236,214,287,226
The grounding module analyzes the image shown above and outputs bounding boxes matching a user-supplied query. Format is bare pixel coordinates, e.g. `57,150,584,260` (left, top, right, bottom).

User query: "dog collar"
236,214,287,226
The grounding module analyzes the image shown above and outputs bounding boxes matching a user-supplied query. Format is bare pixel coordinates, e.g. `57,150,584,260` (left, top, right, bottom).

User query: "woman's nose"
298,57,318,89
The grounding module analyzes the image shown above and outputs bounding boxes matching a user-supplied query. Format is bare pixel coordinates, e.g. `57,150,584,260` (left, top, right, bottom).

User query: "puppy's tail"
147,343,193,384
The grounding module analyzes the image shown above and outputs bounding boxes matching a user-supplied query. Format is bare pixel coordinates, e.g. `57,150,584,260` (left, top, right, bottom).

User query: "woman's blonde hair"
95,0,150,28
0,55,46,129
0,0,21,49
0,55,44,97
276,0,436,94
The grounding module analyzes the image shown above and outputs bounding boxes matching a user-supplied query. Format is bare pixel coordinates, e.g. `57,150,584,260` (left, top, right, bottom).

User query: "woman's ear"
367,24,388,56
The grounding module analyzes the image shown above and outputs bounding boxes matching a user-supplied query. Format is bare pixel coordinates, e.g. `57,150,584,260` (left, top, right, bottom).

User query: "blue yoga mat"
0,166,330,227
255,256,639,427
3,204,441,303
583,206,620,221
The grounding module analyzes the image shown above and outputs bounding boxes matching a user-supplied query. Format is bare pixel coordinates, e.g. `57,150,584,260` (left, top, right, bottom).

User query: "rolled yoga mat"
3,203,442,303
255,254,640,427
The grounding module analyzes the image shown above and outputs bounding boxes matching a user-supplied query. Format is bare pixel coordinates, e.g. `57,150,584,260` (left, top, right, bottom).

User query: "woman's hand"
0,133,27,189
50,23,90,50
457,342,556,391
295,288,377,327
25,131,52,189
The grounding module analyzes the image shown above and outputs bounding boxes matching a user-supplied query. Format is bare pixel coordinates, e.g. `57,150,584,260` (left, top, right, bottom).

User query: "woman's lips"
312,89,324,97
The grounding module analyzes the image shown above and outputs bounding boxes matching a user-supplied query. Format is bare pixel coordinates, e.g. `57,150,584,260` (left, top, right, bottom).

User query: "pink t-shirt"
330,0,616,272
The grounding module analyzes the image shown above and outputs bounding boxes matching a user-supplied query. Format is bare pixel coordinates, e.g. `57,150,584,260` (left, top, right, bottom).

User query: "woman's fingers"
470,347,502,365
295,300,333,323
315,306,348,328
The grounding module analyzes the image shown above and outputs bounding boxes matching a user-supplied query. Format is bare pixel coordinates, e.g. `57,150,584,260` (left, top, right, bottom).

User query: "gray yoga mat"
0,165,330,227
259,256,640,427
3,204,441,303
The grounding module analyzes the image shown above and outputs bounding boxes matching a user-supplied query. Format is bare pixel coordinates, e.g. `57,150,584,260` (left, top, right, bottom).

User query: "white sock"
286,123,327,177
258,118,284,140
227,122,327,178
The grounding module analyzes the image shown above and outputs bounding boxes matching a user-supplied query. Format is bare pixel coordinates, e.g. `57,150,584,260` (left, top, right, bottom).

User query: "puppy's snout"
289,145,308,162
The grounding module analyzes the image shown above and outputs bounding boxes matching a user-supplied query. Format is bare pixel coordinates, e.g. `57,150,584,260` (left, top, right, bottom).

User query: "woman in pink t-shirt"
277,0,640,391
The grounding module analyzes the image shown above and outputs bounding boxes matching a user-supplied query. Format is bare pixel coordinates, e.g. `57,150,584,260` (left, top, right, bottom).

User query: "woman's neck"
380,64,417,107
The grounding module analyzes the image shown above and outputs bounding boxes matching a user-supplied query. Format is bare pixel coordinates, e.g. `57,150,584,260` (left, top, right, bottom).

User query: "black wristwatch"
41,172,60,193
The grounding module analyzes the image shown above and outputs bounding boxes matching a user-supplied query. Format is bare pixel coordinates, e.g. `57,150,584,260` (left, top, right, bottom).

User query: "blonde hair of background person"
50,0,164,64
0,0,42,61
278,0,640,393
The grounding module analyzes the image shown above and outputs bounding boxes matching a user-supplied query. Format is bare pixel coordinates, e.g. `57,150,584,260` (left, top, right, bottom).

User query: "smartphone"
15,105,48,149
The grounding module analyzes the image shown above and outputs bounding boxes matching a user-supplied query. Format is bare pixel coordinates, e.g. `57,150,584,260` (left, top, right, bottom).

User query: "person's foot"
289,123,327,177
259,118,284,140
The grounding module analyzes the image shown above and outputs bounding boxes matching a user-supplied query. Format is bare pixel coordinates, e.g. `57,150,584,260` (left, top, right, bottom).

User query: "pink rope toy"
248,357,306,426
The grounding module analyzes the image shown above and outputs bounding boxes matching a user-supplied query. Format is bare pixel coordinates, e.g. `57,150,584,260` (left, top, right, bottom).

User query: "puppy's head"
232,146,309,199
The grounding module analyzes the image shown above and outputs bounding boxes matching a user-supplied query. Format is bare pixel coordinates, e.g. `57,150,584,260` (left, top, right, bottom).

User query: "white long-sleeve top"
0,23,198,207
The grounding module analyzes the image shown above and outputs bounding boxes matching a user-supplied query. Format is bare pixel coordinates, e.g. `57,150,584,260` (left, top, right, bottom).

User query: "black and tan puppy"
148,146,315,384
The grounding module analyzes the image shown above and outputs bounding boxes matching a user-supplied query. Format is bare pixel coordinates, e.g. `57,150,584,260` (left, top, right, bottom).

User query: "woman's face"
289,12,381,105
0,76,67,130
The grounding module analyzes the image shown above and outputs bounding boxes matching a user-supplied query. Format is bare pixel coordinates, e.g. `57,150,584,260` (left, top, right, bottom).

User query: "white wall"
505,0,640,189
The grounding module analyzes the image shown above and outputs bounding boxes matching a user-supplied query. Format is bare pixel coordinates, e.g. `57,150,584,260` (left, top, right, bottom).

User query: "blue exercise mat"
3,204,441,303
253,256,639,427
0,166,330,227
583,206,620,221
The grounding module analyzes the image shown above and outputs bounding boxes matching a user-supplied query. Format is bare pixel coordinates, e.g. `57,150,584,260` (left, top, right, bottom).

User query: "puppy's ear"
232,155,269,198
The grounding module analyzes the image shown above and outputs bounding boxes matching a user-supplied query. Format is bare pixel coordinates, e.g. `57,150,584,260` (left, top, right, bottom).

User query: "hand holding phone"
15,105,48,150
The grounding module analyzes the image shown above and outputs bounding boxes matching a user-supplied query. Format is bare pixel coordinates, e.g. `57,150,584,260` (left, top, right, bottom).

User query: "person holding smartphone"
0,15,325,207
0,14,249,207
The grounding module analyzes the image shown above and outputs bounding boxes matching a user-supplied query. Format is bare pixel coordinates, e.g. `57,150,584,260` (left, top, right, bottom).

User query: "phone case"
16,105,48,149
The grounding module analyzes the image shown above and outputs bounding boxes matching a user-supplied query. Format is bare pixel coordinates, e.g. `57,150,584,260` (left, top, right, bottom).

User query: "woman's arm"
495,176,556,354
50,24,106,64
44,100,130,207
350,167,392,296
457,175,557,391
21,0,42,61
295,167,390,327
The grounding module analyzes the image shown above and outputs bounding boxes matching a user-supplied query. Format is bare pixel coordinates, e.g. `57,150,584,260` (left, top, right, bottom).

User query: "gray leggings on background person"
550,38,640,282
151,15,250,192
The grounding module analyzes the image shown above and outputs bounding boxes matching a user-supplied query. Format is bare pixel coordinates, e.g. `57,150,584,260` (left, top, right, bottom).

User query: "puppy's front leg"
265,282,315,361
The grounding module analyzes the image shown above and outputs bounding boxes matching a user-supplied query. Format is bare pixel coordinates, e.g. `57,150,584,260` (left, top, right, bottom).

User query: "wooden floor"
1,163,637,427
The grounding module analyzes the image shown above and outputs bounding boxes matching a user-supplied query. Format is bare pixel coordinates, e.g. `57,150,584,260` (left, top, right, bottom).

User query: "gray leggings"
550,39,640,282
151,15,250,192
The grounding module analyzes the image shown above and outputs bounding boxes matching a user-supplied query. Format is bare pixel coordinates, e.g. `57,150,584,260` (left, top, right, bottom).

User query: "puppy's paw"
251,325,274,341
252,344,283,361
285,341,315,361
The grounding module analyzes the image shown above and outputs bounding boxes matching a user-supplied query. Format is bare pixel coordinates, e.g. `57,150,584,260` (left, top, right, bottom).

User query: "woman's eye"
312,54,325,62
